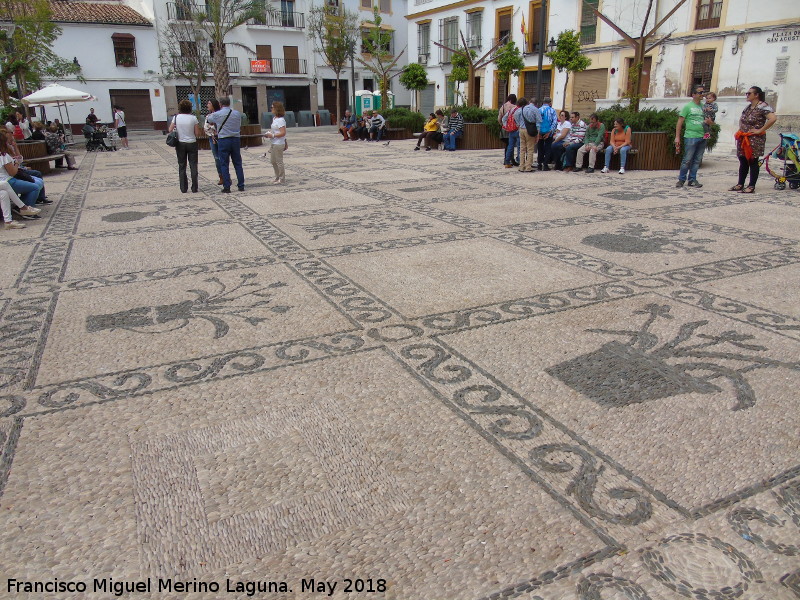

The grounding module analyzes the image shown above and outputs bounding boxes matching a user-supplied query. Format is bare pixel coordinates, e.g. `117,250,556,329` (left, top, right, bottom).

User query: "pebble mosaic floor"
0,129,798,600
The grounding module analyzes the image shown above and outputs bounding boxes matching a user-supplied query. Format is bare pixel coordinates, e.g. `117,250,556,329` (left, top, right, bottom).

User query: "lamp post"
535,0,557,106
346,39,356,112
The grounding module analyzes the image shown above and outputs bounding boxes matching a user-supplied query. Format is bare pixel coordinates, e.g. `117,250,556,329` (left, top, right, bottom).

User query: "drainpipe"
535,0,547,103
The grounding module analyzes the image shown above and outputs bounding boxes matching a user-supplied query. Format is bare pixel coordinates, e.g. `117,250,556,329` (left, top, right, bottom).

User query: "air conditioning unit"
418,54,428,64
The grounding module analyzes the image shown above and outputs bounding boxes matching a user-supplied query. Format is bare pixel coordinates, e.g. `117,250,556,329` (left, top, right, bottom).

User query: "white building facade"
407,0,799,133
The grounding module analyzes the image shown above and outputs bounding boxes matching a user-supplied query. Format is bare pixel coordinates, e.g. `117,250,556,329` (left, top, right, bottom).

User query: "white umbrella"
21,83,97,141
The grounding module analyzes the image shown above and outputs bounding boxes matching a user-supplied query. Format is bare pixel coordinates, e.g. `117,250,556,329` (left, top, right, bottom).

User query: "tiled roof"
47,1,152,26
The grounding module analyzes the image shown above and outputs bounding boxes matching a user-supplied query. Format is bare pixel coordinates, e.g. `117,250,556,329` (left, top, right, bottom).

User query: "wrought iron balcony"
170,55,239,74
249,10,305,28
248,57,307,75
167,2,200,21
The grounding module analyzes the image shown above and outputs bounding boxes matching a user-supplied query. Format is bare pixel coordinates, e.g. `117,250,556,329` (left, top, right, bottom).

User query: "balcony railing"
167,2,204,20
466,36,482,50
695,1,722,30
249,10,305,28
490,35,509,49
171,55,239,73
248,57,307,75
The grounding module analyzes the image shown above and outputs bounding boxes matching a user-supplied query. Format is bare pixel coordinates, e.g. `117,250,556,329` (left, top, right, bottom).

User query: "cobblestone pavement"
0,130,798,600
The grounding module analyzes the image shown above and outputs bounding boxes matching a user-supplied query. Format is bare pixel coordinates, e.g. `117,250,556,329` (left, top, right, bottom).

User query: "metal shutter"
571,68,607,116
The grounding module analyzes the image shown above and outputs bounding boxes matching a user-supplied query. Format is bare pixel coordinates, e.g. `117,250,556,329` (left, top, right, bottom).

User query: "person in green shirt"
675,85,712,188
574,113,606,172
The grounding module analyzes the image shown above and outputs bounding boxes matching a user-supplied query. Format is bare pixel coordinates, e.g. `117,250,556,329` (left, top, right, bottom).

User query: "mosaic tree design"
547,303,800,410
86,274,291,339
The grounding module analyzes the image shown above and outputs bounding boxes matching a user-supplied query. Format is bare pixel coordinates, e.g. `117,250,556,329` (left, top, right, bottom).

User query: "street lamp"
346,39,356,112
534,1,556,105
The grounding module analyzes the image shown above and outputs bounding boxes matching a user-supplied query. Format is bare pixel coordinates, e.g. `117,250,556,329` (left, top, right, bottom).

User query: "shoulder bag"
165,115,178,147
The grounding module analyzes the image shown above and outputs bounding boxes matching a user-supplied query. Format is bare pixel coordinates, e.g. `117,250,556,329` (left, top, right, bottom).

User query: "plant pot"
461,123,503,150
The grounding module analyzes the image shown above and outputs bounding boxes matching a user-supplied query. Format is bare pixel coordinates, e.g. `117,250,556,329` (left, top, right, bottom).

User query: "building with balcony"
407,0,799,145
311,0,410,120
31,0,165,130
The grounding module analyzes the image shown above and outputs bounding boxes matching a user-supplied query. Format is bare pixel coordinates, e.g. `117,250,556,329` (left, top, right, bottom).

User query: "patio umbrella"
21,83,97,139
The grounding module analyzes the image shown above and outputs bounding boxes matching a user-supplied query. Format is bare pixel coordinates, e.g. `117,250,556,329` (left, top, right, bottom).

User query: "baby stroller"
763,133,800,190
82,124,115,152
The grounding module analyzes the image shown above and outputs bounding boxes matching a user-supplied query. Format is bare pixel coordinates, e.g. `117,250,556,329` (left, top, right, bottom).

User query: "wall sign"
251,59,272,73
767,30,800,43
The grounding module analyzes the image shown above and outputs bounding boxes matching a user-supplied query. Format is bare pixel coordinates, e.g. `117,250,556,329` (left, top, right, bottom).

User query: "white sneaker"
18,206,41,216
4,220,25,229
600,167,609,173
619,168,625,174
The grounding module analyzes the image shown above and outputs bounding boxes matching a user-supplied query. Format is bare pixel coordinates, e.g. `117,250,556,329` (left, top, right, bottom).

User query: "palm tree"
193,0,270,98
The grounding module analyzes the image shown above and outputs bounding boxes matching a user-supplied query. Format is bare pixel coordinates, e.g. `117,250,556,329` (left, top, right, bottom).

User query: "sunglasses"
745,91,755,95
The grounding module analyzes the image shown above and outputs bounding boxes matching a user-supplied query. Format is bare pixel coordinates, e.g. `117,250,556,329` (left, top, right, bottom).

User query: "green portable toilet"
355,90,374,117
371,91,395,111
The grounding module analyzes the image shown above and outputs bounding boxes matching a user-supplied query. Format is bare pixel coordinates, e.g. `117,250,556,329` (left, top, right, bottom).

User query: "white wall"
47,23,166,123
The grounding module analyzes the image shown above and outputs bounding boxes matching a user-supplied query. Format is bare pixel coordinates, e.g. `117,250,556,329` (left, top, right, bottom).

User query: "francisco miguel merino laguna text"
8,578,295,596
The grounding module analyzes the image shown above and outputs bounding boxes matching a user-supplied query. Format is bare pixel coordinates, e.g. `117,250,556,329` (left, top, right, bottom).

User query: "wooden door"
283,46,299,74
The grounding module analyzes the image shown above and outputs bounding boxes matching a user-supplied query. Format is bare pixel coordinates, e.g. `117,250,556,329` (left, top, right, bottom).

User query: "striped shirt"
448,114,464,133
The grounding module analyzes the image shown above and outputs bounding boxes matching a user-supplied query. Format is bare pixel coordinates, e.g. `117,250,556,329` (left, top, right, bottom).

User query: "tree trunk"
381,74,388,111
333,69,341,125
467,64,477,106
562,72,569,111
628,41,646,112
0,78,8,104
212,42,229,99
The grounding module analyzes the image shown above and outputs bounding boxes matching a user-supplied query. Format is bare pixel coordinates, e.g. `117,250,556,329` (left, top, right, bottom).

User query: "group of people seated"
413,109,464,151
0,128,54,230
338,110,387,142
499,95,634,173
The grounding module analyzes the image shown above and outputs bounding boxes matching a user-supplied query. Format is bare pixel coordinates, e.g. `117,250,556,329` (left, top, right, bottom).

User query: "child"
703,92,718,139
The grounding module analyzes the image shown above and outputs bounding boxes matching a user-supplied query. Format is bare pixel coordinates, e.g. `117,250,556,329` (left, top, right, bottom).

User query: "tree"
493,40,525,101
398,62,428,111
546,30,591,109
192,0,268,98
159,21,213,116
450,49,474,104
356,6,406,111
434,33,506,106
582,0,688,111
308,3,359,124
0,0,82,104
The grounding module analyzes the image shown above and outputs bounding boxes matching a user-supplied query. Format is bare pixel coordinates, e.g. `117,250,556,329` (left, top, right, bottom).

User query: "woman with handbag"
204,99,224,185
264,101,287,185
168,100,202,193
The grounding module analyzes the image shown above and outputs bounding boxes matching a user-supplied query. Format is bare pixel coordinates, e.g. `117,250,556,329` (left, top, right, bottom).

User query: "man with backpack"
537,97,557,171
519,98,541,172
502,100,522,168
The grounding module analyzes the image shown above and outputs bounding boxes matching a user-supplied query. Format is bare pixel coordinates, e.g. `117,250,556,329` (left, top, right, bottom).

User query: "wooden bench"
24,153,65,175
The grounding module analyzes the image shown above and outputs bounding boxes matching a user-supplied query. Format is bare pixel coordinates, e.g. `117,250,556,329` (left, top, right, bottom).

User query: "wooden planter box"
197,124,263,150
460,123,503,150
599,131,681,171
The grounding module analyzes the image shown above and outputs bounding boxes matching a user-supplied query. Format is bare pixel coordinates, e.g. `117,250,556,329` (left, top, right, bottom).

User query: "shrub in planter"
595,104,719,153
445,105,501,138
382,107,425,132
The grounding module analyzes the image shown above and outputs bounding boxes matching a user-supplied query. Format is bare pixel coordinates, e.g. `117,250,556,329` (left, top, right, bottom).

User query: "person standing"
731,86,776,193
168,99,202,193
15,111,31,140
498,94,517,163
536,98,557,171
206,97,244,193
501,102,521,167
204,99,223,185
113,105,129,149
265,101,287,185
86,108,100,126
675,85,710,188
519,98,541,172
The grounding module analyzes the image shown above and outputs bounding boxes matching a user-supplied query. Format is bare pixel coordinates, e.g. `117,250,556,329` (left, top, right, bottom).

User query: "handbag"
522,109,538,137
165,116,178,147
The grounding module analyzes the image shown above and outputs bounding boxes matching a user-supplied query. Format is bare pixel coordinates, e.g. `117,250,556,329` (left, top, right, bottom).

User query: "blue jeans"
504,130,520,164
216,136,244,189
604,145,631,169
443,129,462,151
679,137,706,182
8,177,42,207
564,142,583,167
209,139,222,176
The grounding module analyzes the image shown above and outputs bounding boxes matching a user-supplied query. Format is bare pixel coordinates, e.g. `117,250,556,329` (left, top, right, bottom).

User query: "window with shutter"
417,23,430,59
466,12,482,50
580,0,599,44
528,1,544,53
379,0,390,13
695,0,722,29
691,50,715,92
112,33,137,67
360,0,371,8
